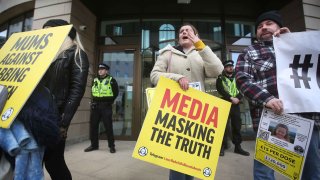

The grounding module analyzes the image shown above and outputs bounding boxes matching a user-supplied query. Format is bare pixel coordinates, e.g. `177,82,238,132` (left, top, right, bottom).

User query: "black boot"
110,147,116,153
234,144,250,156
84,146,98,152
220,145,225,156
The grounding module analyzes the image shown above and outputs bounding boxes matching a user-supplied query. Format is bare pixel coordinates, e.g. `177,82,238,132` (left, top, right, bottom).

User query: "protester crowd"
0,9,319,180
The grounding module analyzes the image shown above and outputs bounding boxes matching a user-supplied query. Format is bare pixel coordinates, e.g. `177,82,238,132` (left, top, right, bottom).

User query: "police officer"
216,60,250,156
84,63,119,153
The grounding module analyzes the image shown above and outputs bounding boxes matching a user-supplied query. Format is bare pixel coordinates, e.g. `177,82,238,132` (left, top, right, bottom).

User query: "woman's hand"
178,77,189,91
188,32,200,44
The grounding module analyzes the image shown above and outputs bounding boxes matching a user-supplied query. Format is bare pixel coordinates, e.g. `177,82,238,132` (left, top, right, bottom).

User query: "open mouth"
261,32,272,37
182,36,188,40
261,31,272,36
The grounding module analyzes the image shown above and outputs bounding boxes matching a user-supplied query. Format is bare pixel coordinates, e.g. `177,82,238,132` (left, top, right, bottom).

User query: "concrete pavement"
45,140,288,180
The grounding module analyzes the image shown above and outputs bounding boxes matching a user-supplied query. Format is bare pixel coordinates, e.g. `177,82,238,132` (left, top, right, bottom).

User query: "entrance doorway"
228,48,255,139
99,45,141,140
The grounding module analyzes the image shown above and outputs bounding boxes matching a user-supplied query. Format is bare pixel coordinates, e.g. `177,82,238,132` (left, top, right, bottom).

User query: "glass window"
116,70,120,77
24,12,33,32
0,24,8,48
213,26,222,44
100,20,140,45
159,24,175,49
226,21,254,37
113,26,122,36
102,51,135,136
103,52,134,79
141,19,180,51
141,29,150,50
231,52,241,64
8,16,24,37
184,19,222,50
101,20,140,36
0,11,33,47
225,21,255,46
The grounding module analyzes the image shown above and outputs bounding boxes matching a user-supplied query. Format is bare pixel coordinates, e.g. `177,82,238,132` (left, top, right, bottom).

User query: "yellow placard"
0,25,72,128
254,108,313,180
255,137,304,179
133,77,231,179
146,87,155,107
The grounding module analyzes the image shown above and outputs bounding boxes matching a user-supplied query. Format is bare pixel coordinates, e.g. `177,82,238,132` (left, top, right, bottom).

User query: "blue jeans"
254,127,320,180
301,127,320,180
15,147,45,180
169,170,193,180
253,160,275,180
0,120,38,156
0,120,44,180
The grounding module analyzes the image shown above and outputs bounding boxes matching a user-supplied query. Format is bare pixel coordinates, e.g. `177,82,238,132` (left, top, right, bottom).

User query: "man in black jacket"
84,63,119,153
216,60,249,156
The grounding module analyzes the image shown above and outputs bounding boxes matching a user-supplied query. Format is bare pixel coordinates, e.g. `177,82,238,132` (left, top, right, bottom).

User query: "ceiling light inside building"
177,0,191,4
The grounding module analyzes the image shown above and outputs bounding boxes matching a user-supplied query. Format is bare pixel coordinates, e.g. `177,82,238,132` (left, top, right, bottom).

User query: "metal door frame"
98,45,141,140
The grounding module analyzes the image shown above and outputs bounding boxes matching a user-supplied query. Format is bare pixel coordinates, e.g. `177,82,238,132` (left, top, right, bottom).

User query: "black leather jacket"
42,45,89,128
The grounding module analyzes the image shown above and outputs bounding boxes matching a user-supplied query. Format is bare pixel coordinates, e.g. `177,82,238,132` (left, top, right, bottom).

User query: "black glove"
91,102,97,110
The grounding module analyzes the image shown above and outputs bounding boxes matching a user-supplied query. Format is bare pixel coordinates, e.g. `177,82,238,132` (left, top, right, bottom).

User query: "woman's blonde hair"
43,19,86,72
57,31,85,72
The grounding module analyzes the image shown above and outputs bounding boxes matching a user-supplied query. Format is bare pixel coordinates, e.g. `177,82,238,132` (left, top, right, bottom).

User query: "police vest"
221,76,239,97
92,76,114,97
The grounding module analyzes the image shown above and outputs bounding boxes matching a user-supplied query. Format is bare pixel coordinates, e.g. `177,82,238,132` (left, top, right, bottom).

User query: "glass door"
228,48,255,139
99,45,141,140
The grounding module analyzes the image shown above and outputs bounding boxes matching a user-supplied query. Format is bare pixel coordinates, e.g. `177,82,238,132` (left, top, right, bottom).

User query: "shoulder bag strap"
167,51,172,73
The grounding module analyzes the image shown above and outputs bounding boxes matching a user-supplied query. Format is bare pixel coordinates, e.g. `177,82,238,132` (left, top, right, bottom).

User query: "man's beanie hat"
98,63,110,70
223,60,234,67
43,19,76,40
255,10,283,30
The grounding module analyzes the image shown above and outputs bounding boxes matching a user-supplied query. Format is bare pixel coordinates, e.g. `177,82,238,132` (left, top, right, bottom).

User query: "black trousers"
90,102,115,148
43,139,72,180
222,104,242,147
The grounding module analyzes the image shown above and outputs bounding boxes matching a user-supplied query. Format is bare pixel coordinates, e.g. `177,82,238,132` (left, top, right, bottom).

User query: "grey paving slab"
44,140,288,180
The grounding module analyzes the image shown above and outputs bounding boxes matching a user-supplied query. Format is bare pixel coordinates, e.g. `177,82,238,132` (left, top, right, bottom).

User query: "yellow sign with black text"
133,77,231,179
255,109,314,180
255,139,303,180
146,87,155,107
0,25,72,128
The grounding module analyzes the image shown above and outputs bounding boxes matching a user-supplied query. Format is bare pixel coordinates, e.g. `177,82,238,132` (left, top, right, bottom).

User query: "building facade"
1,0,319,143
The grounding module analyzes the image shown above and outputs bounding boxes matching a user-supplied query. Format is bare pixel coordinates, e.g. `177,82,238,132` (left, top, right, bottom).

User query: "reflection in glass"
225,21,255,46
8,16,23,37
0,26,7,48
24,15,33,31
102,52,134,136
159,24,175,49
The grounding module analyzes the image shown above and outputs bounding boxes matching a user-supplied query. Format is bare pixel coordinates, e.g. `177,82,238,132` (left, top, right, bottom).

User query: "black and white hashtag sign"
289,54,313,89
274,31,320,113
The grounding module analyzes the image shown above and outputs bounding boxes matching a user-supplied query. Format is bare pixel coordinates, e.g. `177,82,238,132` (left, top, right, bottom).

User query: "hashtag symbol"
289,54,313,89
